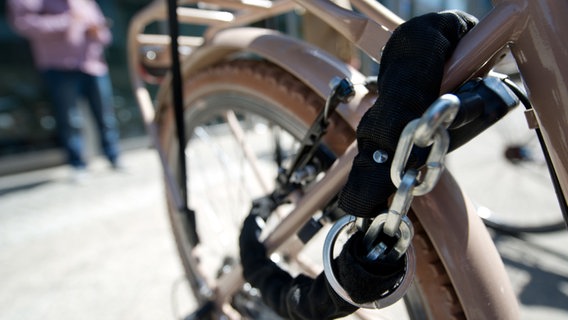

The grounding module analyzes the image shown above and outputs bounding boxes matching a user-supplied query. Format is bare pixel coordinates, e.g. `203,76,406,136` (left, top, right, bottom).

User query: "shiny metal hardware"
386,94,459,235
390,94,458,194
390,119,449,195
322,215,416,309
363,213,414,261
290,165,318,184
372,149,389,164
413,94,460,147
377,170,418,239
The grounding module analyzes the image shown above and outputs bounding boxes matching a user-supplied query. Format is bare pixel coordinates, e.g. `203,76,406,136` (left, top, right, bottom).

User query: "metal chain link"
364,94,460,255
323,94,462,308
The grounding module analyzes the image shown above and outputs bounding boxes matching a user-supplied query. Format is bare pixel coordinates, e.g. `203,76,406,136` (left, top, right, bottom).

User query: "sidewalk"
0,148,567,319
0,148,195,320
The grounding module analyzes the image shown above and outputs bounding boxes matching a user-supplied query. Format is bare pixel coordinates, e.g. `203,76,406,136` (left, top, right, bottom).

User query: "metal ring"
322,215,416,309
390,120,419,188
413,94,460,147
363,214,414,261
413,126,449,196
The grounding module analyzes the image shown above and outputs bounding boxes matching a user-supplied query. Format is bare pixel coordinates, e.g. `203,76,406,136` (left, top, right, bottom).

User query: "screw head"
373,150,389,164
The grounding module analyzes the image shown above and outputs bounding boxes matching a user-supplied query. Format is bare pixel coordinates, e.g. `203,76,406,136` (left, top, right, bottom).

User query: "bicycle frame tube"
441,0,568,211
509,0,568,205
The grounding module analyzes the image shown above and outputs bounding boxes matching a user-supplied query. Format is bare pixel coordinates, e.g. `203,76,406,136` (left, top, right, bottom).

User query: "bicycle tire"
157,60,466,319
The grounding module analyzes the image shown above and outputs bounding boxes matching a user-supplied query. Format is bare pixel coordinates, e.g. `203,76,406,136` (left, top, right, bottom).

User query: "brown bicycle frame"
127,0,568,318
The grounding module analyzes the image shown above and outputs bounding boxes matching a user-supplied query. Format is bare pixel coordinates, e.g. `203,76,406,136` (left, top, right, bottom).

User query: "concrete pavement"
0,147,567,319
0,148,195,320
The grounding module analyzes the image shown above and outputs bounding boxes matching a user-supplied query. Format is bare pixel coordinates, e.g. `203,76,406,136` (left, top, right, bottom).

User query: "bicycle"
127,0,568,318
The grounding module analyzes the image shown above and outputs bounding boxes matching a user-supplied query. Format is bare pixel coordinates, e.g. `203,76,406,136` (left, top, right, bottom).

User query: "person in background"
6,0,123,181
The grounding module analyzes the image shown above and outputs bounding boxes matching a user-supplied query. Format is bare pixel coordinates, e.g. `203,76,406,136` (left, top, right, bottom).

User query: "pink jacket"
7,0,112,76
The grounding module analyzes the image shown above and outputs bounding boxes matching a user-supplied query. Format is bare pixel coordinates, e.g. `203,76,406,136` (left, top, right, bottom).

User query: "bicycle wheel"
158,60,465,319
446,101,567,234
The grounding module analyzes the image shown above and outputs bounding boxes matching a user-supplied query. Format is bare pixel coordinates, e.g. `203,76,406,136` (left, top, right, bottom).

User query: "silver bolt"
290,165,317,183
328,76,342,89
373,150,389,163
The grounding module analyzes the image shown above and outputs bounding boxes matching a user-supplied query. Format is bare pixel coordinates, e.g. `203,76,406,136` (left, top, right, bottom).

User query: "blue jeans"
41,69,120,168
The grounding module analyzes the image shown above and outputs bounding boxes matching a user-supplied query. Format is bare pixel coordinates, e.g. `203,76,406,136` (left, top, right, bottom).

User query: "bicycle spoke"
191,126,244,247
225,110,272,194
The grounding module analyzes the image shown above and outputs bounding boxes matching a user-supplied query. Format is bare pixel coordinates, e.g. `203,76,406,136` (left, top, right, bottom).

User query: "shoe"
110,160,127,172
70,167,89,184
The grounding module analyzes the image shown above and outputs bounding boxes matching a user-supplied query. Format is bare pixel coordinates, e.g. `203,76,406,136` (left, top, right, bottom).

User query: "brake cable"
502,78,568,229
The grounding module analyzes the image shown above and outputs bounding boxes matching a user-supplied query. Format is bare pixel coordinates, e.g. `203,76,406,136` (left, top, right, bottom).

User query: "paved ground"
0,147,567,320
0,148,195,320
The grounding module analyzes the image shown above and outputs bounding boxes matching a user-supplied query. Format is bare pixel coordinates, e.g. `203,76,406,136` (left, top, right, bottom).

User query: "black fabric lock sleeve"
239,214,358,319
337,11,478,219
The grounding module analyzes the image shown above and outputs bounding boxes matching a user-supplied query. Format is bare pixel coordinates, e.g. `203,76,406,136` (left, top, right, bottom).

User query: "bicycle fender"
156,27,374,130
412,171,520,319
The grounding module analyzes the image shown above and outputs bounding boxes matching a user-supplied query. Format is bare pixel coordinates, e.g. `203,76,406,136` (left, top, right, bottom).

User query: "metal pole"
166,0,199,244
